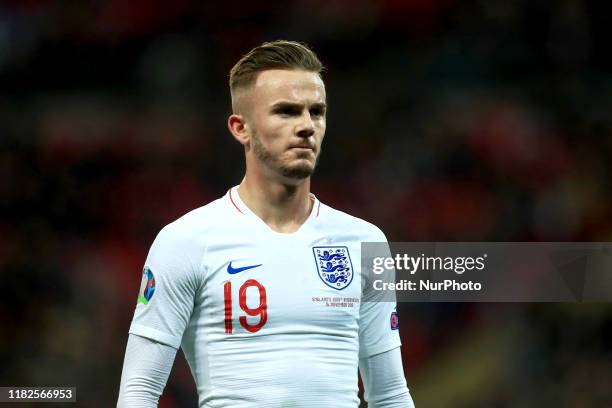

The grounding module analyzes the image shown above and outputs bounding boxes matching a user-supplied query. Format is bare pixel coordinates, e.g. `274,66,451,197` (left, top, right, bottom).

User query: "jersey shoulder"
317,201,387,242
150,195,229,256
162,193,232,234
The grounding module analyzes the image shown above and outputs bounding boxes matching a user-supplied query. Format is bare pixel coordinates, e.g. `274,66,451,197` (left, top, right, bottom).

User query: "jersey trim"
228,188,244,214
229,186,321,219
307,194,320,217
358,340,402,359
129,323,182,349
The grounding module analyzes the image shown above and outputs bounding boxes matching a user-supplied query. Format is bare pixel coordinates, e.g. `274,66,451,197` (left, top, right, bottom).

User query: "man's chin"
280,164,315,180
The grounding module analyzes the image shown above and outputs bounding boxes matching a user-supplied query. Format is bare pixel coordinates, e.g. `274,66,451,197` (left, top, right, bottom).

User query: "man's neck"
237,176,313,233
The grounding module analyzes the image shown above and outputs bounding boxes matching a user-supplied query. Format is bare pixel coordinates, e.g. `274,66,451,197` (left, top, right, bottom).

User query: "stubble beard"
251,133,319,180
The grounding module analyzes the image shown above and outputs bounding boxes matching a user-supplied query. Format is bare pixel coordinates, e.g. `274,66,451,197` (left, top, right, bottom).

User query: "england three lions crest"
313,246,354,290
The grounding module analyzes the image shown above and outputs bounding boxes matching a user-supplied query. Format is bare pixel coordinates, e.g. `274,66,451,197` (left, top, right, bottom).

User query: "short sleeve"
129,222,203,349
358,227,401,358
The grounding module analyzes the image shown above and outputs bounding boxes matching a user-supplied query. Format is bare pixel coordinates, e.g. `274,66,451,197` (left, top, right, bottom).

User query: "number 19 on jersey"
224,279,268,334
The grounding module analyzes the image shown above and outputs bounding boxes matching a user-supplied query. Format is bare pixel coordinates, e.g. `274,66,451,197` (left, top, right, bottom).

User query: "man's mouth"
289,144,314,151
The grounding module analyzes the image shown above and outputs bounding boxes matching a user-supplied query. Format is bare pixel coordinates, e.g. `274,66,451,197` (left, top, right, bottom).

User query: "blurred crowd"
1,1,611,406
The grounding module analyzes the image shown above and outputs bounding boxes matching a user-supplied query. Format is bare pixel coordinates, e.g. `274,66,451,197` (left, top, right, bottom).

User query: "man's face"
240,69,327,182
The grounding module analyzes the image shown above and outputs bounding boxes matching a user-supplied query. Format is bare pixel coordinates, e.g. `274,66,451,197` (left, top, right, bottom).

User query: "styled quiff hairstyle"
229,40,324,96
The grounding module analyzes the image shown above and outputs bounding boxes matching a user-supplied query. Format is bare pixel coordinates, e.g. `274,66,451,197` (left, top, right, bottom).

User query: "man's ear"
228,114,249,146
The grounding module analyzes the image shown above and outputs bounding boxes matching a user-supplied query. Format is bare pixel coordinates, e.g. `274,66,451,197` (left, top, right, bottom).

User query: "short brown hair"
229,40,324,94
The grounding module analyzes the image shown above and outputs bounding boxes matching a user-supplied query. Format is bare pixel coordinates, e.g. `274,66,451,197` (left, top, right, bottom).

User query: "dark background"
1,1,611,406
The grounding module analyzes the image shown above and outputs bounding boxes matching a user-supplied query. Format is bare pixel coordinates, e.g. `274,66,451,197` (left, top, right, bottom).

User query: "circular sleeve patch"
137,267,156,305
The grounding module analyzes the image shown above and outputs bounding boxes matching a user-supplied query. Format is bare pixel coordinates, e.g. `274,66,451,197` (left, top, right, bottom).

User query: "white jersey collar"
227,185,321,233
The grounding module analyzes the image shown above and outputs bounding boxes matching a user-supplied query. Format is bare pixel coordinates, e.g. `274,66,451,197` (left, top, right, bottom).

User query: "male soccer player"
118,40,415,407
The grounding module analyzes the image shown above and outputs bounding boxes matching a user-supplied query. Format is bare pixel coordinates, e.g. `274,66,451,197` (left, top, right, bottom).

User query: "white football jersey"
129,186,401,407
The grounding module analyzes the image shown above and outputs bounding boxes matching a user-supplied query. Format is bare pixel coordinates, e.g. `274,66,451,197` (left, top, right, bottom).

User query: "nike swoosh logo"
227,262,262,274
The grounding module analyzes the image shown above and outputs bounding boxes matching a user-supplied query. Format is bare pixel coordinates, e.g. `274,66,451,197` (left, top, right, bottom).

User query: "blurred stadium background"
2,1,612,406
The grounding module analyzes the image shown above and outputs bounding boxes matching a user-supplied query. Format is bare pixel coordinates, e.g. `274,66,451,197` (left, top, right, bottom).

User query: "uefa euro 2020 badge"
137,266,156,305
313,246,354,290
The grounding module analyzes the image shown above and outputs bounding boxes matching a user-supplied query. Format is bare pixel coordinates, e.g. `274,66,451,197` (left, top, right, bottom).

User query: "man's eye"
310,109,325,117
275,108,298,116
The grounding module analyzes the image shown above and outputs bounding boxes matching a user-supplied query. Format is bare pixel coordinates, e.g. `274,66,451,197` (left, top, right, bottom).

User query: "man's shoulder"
318,202,387,242
156,195,228,242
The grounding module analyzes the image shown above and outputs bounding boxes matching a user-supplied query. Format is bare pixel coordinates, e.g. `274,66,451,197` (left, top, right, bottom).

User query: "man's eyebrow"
270,101,327,110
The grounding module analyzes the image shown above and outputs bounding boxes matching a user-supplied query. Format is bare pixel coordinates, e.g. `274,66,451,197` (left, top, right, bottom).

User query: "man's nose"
296,111,315,138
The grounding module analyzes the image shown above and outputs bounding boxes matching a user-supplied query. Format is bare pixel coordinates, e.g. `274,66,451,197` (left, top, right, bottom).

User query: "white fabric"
360,347,415,408
126,186,402,407
117,334,177,407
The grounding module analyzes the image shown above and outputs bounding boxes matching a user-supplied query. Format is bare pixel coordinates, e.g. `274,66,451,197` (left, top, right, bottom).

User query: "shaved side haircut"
229,40,324,107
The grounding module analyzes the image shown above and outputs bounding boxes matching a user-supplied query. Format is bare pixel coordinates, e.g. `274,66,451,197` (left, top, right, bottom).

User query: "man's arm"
358,228,413,406
359,347,415,408
118,220,203,405
117,334,178,407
